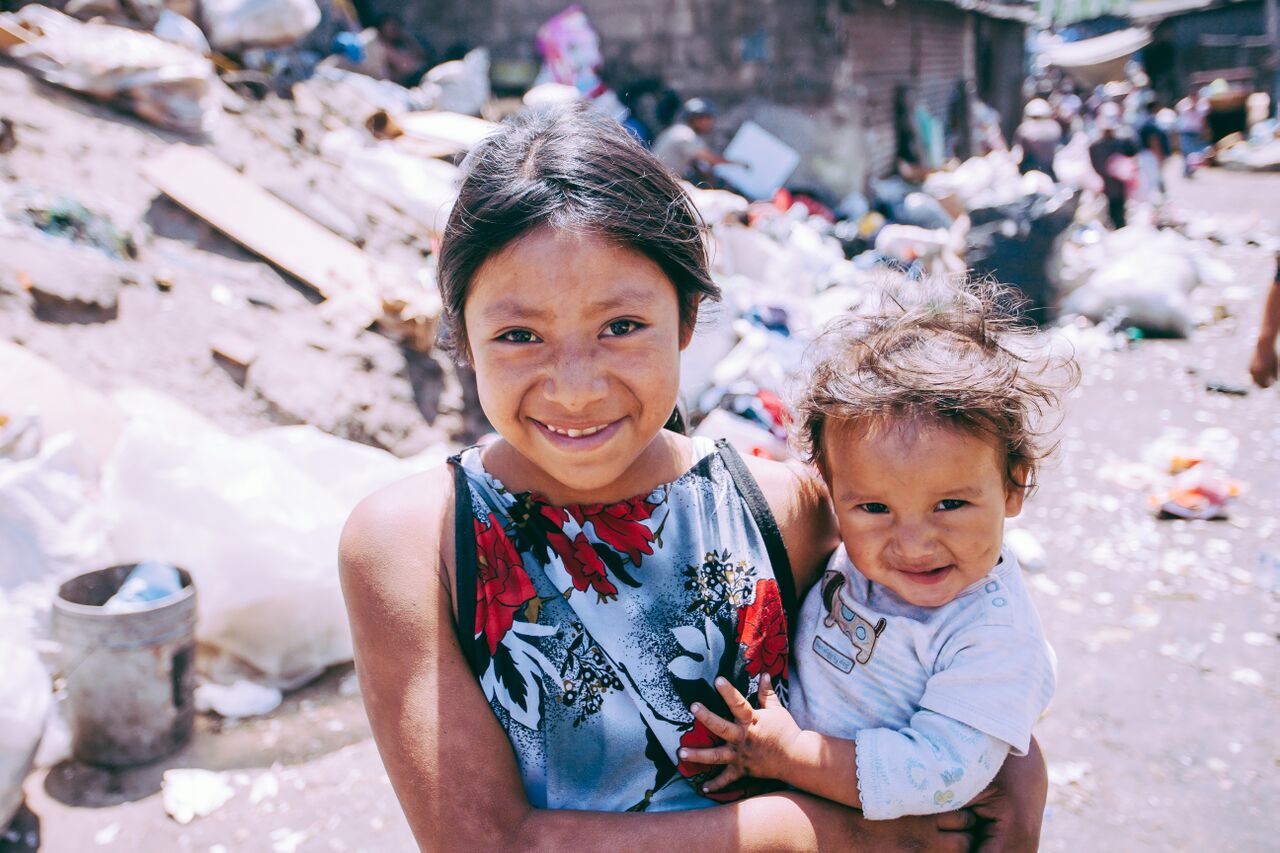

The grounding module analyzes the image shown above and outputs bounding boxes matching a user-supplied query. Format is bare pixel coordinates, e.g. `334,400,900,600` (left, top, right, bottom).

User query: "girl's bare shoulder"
741,454,838,594
338,464,458,608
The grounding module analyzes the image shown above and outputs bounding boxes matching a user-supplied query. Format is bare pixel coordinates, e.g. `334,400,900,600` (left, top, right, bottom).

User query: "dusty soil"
0,62,483,458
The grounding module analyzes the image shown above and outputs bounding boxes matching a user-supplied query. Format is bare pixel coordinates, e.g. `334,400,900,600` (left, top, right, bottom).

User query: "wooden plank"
143,145,376,303
396,111,499,154
0,17,35,50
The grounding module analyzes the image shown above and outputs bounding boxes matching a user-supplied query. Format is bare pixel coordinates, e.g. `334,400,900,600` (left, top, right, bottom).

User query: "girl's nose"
542,347,609,411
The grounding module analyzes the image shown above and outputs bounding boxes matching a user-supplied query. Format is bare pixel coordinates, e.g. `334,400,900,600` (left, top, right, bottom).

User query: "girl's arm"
338,467,972,852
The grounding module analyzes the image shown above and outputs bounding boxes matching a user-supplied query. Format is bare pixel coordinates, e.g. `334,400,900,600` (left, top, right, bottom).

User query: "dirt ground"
2,60,1278,851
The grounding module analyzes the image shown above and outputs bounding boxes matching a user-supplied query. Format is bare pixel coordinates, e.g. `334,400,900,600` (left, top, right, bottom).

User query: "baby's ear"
1004,463,1031,517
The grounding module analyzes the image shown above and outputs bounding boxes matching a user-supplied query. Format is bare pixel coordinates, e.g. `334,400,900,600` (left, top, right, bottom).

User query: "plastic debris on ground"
0,607,51,830
2,340,451,693
1005,527,1048,573
416,48,490,116
200,0,321,53
162,768,236,824
0,6,219,135
1054,223,1231,338
1107,427,1249,521
1214,120,1280,173
101,560,184,612
194,679,285,718
103,389,448,688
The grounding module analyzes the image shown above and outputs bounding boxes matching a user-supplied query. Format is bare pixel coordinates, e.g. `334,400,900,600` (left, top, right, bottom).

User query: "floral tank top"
449,437,797,812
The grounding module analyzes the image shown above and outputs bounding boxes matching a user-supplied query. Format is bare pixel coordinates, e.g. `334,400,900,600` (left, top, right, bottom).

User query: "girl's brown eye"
606,320,641,337
499,329,537,344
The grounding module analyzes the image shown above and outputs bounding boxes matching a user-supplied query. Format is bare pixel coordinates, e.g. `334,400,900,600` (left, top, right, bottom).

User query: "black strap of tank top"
715,439,798,621
449,456,486,678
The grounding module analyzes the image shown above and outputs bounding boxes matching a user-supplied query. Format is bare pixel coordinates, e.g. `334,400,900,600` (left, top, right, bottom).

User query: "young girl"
338,105,1046,850
680,278,1073,821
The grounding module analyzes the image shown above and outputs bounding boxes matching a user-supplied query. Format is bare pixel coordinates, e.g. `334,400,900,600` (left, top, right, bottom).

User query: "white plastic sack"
153,9,210,56
874,218,969,276
522,82,580,113
684,184,750,226
418,48,490,116
1,6,218,135
0,431,109,590
1060,251,1198,337
102,393,445,687
0,618,51,829
1053,132,1103,194
200,0,320,52
342,142,459,238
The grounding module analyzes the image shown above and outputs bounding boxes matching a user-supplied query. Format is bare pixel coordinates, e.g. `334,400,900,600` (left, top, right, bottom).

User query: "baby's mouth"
897,565,955,585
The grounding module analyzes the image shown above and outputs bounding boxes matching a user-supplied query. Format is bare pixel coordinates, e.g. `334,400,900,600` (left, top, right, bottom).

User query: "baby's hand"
679,673,804,793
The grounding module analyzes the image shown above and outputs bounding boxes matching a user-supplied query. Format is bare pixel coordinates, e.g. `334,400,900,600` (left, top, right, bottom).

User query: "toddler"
680,278,1075,819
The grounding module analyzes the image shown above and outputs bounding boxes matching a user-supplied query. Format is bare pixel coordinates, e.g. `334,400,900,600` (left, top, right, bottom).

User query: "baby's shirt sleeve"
916,623,1056,756
855,710,1010,820
853,620,1054,820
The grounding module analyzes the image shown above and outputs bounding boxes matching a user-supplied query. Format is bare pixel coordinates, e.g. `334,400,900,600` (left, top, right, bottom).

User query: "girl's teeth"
550,424,605,437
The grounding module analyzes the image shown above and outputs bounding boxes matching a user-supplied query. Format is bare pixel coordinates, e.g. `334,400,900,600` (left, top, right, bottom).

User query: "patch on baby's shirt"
817,570,887,669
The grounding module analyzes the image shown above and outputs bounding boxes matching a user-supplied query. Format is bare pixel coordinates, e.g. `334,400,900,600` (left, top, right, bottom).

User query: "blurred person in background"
1089,102,1139,229
1013,98,1062,180
1135,101,1171,201
1250,255,1280,387
652,98,738,183
1175,88,1208,178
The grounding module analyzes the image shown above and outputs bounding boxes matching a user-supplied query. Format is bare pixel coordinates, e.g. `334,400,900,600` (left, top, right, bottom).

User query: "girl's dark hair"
794,276,1079,494
437,103,720,361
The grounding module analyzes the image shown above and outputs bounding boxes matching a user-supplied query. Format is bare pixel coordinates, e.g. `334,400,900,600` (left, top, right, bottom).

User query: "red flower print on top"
676,719,742,803
538,505,620,600
568,496,658,566
474,512,537,655
736,579,788,680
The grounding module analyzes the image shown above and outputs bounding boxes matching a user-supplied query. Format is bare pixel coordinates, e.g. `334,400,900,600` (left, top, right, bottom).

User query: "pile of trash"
0,5,220,135
0,342,449,714
1214,119,1280,173
1051,220,1233,339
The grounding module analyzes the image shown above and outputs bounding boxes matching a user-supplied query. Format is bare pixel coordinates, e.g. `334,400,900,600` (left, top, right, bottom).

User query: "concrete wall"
366,0,845,106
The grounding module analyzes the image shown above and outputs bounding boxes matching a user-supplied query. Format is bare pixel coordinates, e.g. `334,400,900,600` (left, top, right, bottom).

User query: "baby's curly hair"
794,276,1079,493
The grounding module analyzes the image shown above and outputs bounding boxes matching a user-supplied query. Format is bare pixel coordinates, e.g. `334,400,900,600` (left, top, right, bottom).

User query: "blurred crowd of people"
1001,71,1221,230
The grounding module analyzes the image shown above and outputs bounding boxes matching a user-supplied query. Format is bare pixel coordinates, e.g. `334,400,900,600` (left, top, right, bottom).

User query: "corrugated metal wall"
842,0,978,178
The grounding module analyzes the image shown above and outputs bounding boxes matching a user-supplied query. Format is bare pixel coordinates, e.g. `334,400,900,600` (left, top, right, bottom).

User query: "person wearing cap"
651,98,737,183
1013,98,1063,180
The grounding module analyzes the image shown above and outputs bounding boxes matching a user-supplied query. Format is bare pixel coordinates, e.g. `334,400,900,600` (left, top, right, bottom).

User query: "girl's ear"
678,296,702,351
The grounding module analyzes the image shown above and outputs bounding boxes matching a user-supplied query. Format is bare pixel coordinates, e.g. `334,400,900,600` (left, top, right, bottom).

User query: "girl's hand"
680,673,804,792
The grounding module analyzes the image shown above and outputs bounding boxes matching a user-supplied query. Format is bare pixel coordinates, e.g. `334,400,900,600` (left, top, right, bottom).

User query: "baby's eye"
498,329,539,344
858,503,890,515
603,319,643,337
936,499,968,511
